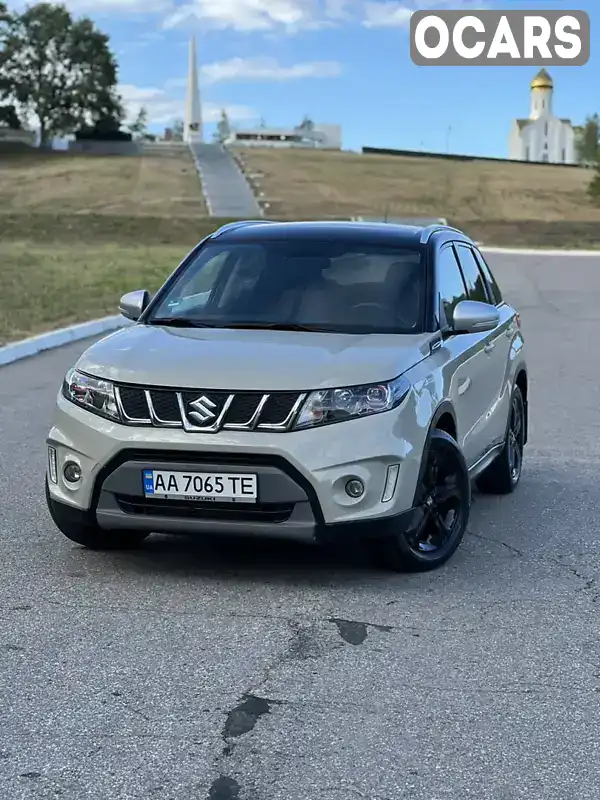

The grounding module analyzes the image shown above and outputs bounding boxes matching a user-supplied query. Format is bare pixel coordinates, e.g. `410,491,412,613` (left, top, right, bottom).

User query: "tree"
128,105,149,139
588,151,600,204
214,109,231,142
171,117,184,140
75,114,131,141
297,114,314,132
575,114,600,165
0,102,20,128
0,2,123,145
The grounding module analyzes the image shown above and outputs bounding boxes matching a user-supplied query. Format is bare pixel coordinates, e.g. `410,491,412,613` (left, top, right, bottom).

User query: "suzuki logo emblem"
188,395,218,425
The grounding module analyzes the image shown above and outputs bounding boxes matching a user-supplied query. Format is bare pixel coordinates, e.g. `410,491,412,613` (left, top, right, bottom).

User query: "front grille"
115,384,305,433
116,494,294,523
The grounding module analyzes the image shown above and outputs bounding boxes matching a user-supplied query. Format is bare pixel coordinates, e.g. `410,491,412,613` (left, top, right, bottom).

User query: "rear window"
149,239,427,335
454,245,490,304
473,248,503,305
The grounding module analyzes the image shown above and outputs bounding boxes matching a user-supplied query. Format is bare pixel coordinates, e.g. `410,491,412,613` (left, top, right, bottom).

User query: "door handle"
458,377,471,395
484,342,494,354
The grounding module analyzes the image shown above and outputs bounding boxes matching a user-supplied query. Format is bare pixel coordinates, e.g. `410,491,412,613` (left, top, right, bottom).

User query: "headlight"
62,369,120,421
294,375,411,430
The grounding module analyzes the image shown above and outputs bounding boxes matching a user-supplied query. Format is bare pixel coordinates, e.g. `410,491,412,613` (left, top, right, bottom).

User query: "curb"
0,315,132,368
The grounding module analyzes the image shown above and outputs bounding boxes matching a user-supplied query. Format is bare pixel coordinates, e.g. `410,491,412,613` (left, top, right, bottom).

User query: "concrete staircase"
189,142,262,218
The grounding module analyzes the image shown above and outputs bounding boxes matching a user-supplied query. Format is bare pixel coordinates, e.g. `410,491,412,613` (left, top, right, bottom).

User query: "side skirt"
467,442,504,480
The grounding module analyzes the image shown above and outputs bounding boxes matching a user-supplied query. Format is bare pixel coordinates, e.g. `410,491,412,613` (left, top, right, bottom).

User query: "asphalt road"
2,250,600,800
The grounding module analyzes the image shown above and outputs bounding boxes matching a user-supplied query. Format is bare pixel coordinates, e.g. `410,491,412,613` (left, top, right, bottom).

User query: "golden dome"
531,68,553,90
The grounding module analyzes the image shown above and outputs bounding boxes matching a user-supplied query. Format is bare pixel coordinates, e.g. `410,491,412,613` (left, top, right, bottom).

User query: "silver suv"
45,221,528,572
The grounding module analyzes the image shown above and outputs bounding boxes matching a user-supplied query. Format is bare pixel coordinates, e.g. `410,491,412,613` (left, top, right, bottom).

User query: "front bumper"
46,391,426,543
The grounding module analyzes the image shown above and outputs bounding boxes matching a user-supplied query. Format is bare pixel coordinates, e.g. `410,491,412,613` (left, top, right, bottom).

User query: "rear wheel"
476,385,525,495
45,479,151,550
367,429,471,572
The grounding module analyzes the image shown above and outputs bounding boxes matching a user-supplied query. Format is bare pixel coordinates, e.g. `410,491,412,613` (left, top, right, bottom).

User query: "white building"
508,69,575,164
224,120,342,150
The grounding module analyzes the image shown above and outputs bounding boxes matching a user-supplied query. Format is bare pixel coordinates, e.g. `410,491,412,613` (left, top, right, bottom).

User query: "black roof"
209,220,472,248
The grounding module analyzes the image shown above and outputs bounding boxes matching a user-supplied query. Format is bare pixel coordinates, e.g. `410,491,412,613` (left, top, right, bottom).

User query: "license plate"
142,470,257,503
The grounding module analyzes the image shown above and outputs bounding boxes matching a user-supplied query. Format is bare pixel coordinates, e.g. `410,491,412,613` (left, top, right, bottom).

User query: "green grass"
0,148,244,345
0,241,191,345
0,215,246,345
3,212,600,347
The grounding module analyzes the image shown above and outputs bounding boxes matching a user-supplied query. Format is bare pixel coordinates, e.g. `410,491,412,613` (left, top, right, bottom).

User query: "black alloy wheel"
506,390,524,484
367,428,471,572
476,385,525,495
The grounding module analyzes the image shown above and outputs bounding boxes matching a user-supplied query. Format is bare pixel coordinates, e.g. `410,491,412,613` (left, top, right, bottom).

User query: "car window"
454,245,490,303
437,245,468,327
149,239,427,335
216,249,267,308
169,251,231,313
472,248,503,305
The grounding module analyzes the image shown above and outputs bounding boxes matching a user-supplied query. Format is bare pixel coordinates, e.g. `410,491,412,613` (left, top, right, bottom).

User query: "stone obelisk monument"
184,34,203,143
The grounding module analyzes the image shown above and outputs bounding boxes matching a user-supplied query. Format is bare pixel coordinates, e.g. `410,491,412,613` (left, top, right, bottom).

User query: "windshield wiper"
148,318,334,332
147,318,218,328
220,322,334,332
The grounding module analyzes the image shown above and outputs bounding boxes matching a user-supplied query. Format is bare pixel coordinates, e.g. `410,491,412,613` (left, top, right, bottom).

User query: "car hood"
75,324,435,391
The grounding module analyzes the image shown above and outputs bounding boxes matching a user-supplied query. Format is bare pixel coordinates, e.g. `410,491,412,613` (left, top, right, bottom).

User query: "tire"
45,479,151,551
366,429,471,573
476,386,525,495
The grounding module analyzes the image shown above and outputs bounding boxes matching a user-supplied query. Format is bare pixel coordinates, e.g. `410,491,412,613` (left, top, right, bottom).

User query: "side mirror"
119,289,150,322
451,300,500,334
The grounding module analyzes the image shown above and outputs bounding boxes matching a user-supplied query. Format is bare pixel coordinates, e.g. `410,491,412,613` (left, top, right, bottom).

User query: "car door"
454,243,513,456
435,244,493,467
472,245,518,445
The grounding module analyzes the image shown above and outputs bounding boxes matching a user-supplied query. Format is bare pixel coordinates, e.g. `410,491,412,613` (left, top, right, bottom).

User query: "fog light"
382,464,400,503
345,479,365,498
63,461,82,483
48,446,58,484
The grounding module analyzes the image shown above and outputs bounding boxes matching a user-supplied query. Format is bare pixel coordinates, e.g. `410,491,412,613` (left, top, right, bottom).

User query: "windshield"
148,238,426,334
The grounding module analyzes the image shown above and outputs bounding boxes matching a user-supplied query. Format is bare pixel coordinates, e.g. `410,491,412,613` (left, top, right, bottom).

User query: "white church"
508,69,575,164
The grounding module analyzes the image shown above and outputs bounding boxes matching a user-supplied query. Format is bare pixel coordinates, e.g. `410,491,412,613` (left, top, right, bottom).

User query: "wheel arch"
432,404,457,441
514,368,528,445
410,401,460,506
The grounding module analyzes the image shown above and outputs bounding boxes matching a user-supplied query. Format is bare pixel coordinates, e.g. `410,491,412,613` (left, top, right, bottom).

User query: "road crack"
469,531,600,599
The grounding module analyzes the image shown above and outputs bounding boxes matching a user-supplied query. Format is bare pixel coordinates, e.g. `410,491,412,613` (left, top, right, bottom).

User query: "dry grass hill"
0,147,206,218
235,147,600,248
0,148,214,344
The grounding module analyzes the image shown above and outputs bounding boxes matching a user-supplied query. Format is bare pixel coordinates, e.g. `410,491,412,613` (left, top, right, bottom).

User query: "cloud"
118,82,257,126
362,0,491,28
8,0,171,12
200,57,342,83
163,57,342,90
163,0,493,33
7,0,492,33
163,0,334,32
362,2,412,27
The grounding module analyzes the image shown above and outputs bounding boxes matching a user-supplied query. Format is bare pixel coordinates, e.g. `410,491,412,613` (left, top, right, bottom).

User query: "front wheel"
45,479,151,551
366,429,471,572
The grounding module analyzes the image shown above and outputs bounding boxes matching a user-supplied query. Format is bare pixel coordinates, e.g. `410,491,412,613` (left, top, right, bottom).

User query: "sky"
7,0,599,157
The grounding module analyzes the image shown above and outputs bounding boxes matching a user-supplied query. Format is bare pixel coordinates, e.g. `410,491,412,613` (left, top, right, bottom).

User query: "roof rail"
419,224,466,244
210,220,276,238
